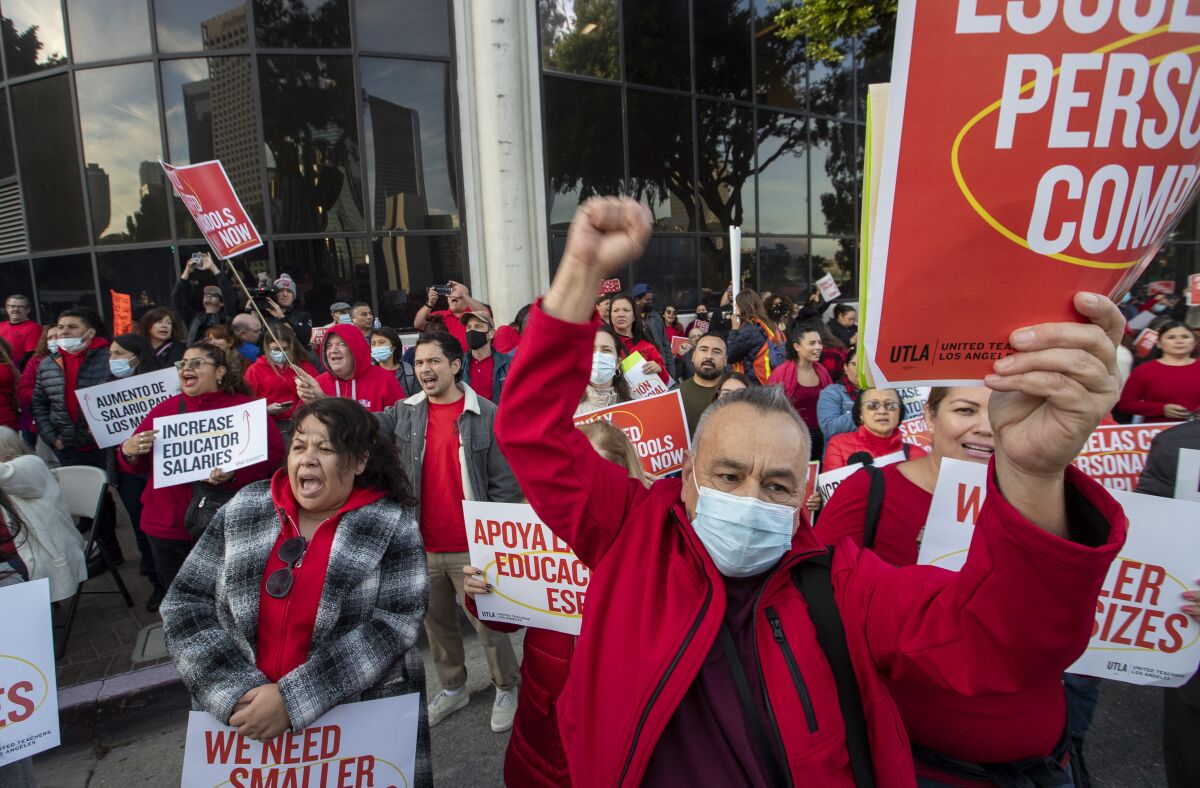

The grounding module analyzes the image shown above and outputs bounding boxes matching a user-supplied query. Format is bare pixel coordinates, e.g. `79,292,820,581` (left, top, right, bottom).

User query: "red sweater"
256,470,385,682
243,356,318,422
823,425,927,471
496,303,1126,787
617,335,670,383
118,391,286,541
767,360,832,432
1116,359,1200,419
815,461,1067,774
316,324,404,413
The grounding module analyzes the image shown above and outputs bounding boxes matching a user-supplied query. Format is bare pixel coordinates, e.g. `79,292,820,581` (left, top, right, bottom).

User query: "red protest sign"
110,290,132,336
1147,280,1177,296
863,4,1200,386
1071,423,1171,491
161,160,263,259
1133,328,1160,358
1187,273,1200,308
574,390,690,477
670,336,692,356
597,278,621,295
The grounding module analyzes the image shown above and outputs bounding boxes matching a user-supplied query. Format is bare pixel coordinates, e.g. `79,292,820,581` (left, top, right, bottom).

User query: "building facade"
0,0,1194,330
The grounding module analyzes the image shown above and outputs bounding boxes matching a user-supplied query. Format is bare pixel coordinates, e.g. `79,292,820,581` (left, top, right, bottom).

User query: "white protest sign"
464,501,588,636
730,225,742,301
619,351,669,399
1067,491,1200,687
182,694,419,788
896,386,932,451
815,273,842,302
817,450,907,503
152,398,269,488
0,579,60,767
915,459,988,571
78,367,182,449
1175,449,1200,504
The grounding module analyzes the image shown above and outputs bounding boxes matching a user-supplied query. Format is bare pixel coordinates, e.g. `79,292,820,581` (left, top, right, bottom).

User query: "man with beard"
678,333,727,435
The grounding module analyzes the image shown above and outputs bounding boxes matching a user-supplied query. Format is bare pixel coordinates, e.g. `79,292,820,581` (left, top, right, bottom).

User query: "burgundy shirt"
643,576,776,787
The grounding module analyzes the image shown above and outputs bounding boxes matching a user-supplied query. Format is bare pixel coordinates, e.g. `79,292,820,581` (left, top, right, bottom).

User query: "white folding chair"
52,466,133,659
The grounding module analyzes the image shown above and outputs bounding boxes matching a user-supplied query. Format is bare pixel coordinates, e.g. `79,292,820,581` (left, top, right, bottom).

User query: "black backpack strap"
794,550,877,788
862,465,886,550
902,443,911,459
177,396,187,415
718,624,791,787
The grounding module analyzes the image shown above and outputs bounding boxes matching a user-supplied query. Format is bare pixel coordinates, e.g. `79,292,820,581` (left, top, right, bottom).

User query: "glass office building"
0,0,1194,330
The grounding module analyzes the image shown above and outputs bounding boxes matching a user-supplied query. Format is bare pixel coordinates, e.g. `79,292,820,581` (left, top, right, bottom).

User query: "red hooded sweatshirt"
118,390,286,541
316,324,403,413
60,335,109,423
255,469,386,682
243,355,318,422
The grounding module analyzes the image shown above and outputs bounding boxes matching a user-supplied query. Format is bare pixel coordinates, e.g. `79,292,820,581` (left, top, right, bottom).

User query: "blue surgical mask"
1151,303,1168,314
337,314,353,324
109,358,134,378
590,352,618,385
1120,292,1132,305
689,469,796,577
268,349,286,364
371,346,393,363
47,339,60,354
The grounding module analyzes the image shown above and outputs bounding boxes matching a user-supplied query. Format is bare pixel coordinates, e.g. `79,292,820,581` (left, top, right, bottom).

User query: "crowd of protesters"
0,201,1198,788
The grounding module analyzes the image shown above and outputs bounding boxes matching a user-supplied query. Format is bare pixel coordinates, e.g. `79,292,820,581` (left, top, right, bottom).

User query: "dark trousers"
116,472,160,591
53,445,120,559
146,535,193,591
1164,674,1200,787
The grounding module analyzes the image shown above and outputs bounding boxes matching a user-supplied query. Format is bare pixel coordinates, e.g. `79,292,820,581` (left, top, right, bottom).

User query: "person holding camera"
414,281,489,352
172,252,238,344
259,273,313,346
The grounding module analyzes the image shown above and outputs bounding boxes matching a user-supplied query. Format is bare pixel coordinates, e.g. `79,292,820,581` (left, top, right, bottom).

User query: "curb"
57,662,189,746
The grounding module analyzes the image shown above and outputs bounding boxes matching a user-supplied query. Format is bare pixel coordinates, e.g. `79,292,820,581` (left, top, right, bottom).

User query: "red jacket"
466,595,575,787
118,391,286,541
316,324,404,413
0,362,17,430
617,335,670,384
243,355,318,422
823,425,927,471
496,303,1126,787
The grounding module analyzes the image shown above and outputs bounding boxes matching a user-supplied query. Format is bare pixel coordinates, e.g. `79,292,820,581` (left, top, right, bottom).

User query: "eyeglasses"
174,358,217,371
862,400,900,412
265,536,307,598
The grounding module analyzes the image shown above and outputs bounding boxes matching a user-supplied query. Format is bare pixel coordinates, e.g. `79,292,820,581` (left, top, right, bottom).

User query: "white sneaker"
427,689,470,727
490,685,519,733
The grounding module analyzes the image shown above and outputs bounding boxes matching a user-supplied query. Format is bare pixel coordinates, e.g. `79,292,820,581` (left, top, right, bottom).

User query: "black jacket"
172,274,238,344
32,346,111,448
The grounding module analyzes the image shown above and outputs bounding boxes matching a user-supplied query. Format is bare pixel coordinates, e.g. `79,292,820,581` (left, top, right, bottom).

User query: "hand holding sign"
984,293,1123,532
122,429,158,459
230,684,290,742
294,367,324,404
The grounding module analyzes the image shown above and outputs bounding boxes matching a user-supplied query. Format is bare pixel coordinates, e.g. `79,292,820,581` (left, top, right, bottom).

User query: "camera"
250,284,278,302
432,284,452,296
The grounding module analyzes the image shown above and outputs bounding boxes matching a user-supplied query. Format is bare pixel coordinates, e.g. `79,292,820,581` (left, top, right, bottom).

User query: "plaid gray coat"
160,480,431,786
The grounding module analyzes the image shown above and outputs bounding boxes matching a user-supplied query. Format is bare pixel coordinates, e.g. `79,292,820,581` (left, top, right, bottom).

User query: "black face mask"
466,329,490,351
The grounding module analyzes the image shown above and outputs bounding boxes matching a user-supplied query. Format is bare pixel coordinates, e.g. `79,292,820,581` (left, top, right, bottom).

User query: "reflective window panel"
622,0,689,91
811,237,855,299
626,89,694,232
272,237,370,326
699,234,755,304
361,58,459,232
372,234,465,330
97,247,177,318
629,235,696,310
254,0,349,48
857,33,891,122
753,0,806,111
11,75,88,251
161,57,265,237
757,236,810,302
756,111,808,235
154,0,250,53
694,0,751,101
0,260,33,316
76,63,170,244
33,254,96,319
698,100,754,233
542,76,622,231
259,55,363,234
539,0,618,81
356,0,449,57
66,0,150,63
808,38,855,119
0,90,14,179
2,0,68,77
809,119,857,237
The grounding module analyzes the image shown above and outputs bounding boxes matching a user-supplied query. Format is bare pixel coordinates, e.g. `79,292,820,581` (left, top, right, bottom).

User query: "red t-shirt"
431,309,469,353
469,354,495,402
0,320,43,366
419,398,467,552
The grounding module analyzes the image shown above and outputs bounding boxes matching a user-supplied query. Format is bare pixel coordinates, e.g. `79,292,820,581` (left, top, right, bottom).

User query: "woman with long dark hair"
1117,320,1200,421
136,306,187,367
577,325,634,415
608,293,668,383
243,323,318,429
118,342,285,590
767,323,832,459
493,304,531,355
726,289,785,385
163,398,431,785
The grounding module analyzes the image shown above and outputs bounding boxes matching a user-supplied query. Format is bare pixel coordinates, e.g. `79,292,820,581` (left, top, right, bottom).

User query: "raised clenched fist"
562,197,653,279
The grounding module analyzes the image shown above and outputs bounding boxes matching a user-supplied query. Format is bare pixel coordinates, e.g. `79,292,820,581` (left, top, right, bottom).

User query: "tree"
1,17,66,75
772,0,897,64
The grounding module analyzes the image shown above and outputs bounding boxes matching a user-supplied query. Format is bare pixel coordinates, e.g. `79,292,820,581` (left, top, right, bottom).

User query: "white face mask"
58,335,88,353
590,352,618,385
689,468,796,577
